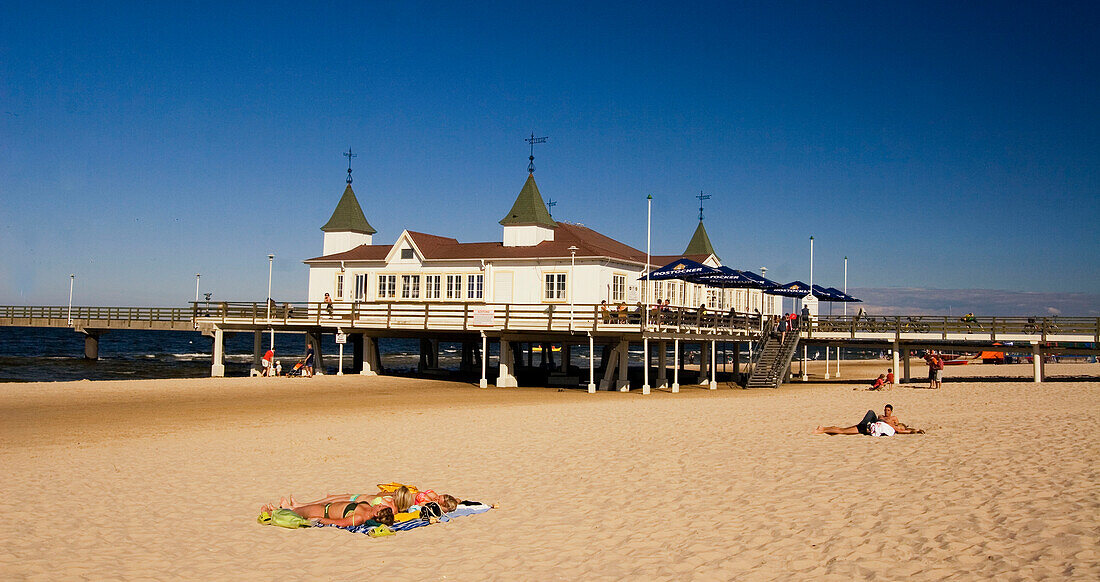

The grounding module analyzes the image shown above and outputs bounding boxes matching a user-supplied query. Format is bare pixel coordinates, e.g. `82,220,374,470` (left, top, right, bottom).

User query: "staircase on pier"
746,321,801,389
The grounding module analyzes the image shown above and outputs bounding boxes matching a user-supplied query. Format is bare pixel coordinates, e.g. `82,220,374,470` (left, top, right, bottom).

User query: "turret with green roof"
499,174,558,229
322,184,376,235
684,221,718,260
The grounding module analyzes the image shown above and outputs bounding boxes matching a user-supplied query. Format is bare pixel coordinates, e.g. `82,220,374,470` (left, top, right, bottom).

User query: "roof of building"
684,221,717,259
321,184,377,235
305,222,711,267
498,174,558,229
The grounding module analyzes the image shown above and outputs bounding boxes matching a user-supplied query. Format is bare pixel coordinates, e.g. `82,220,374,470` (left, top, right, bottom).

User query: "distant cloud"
848,288,1099,317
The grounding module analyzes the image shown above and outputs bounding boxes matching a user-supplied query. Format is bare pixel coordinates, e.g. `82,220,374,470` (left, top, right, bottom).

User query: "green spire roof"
684,221,718,258
499,174,558,228
321,184,376,235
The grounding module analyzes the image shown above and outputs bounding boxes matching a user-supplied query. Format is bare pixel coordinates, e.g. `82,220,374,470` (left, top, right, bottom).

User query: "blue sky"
2,1,1097,312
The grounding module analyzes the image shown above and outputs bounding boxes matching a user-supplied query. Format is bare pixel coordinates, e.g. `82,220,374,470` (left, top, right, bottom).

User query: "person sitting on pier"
960,312,981,331
599,300,611,323
324,292,335,315
814,405,924,435
616,302,629,324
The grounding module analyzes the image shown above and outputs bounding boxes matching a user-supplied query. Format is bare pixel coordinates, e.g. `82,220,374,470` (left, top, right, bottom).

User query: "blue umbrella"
812,284,847,302
741,270,780,289
825,287,861,302
765,280,813,297
640,258,718,280
694,267,769,288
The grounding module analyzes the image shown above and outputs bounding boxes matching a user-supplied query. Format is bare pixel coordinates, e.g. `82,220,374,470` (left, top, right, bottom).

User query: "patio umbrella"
640,258,718,280
694,266,771,288
765,280,813,297
825,287,861,302
812,284,847,302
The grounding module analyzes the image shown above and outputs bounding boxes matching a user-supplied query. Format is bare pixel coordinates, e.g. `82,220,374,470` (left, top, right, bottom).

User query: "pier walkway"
2,303,1096,387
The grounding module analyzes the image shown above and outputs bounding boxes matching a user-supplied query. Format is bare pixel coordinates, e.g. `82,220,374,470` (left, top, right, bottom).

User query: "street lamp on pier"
267,254,275,350
67,274,75,326
568,245,578,332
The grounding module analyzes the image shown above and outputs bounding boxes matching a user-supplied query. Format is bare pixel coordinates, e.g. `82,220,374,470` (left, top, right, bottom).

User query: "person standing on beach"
923,351,937,389
933,353,944,389
262,348,274,377
304,344,315,377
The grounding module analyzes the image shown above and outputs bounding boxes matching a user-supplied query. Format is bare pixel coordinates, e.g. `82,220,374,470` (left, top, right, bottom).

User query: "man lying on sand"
814,404,925,435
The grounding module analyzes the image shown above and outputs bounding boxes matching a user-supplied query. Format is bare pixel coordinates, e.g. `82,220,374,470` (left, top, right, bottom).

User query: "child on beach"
885,369,895,386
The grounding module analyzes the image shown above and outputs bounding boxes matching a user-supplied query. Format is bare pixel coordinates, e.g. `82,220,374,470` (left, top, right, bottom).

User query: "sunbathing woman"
260,500,395,527
277,485,451,515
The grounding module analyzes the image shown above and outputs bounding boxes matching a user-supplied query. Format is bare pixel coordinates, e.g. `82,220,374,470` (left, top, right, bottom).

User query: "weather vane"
696,190,711,221
546,198,557,217
525,132,548,174
344,148,357,184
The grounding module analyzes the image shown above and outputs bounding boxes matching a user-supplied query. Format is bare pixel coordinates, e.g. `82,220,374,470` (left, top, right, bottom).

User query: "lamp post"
643,194,652,395
267,254,275,350
838,255,847,377
195,273,201,303
568,245,578,332
760,266,767,316
67,274,75,325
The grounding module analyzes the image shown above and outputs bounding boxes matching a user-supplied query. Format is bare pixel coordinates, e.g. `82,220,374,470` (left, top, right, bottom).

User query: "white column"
801,345,808,381
1032,342,1043,383
836,345,842,377
496,339,517,387
211,328,225,377
642,338,651,394
824,344,831,379
480,333,488,388
709,340,717,389
587,334,596,393
892,341,901,385
672,338,680,393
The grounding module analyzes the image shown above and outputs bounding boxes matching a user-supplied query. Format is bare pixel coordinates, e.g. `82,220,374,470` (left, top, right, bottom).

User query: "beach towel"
329,503,494,536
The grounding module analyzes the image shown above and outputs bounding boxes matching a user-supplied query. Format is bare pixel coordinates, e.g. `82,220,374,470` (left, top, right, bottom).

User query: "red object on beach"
941,359,968,366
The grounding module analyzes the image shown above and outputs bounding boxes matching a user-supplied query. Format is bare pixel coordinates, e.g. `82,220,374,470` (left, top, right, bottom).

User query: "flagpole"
642,194,652,395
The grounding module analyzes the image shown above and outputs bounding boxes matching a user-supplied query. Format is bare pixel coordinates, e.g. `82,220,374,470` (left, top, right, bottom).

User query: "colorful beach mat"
330,502,493,536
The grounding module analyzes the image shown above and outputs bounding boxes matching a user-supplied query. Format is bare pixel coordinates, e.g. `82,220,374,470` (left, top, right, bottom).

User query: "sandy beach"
2,360,1098,581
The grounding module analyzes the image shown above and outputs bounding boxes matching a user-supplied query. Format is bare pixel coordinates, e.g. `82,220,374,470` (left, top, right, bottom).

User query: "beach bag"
258,508,314,529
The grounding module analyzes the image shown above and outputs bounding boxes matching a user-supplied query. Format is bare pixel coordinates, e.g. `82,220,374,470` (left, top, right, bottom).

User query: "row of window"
335,273,485,301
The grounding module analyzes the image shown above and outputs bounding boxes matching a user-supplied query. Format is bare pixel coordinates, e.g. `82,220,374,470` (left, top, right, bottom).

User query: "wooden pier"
2,302,1097,387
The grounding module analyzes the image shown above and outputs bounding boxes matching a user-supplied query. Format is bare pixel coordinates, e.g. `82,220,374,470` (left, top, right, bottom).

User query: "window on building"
611,274,626,302
335,274,344,300
354,274,367,301
377,274,396,299
466,274,483,299
544,273,567,301
424,275,441,299
401,275,421,299
446,274,463,300
400,248,414,260
679,282,686,306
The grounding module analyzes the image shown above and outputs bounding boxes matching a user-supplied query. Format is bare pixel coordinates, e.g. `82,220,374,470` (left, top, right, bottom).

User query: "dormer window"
401,248,414,259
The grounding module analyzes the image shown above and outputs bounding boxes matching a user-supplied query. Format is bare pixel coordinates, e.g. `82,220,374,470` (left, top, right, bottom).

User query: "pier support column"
211,328,225,377
252,331,263,376
1032,342,1044,383
892,341,901,385
461,341,475,373
698,342,709,385
479,334,488,388
902,348,911,384
836,346,842,378
801,345,808,381
306,332,324,375
642,338,651,394
709,340,717,390
672,338,680,393
616,339,630,391
81,329,103,360
824,344,830,379
359,335,379,376
496,339,517,387
560,344,570,373
587,335,596,393
657,341,668,389
731,342,740,386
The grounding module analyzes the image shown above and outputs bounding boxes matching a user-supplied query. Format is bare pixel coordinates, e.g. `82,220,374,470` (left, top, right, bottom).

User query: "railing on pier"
191,301,764,336
811,315,1100,343
0,305,193,329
